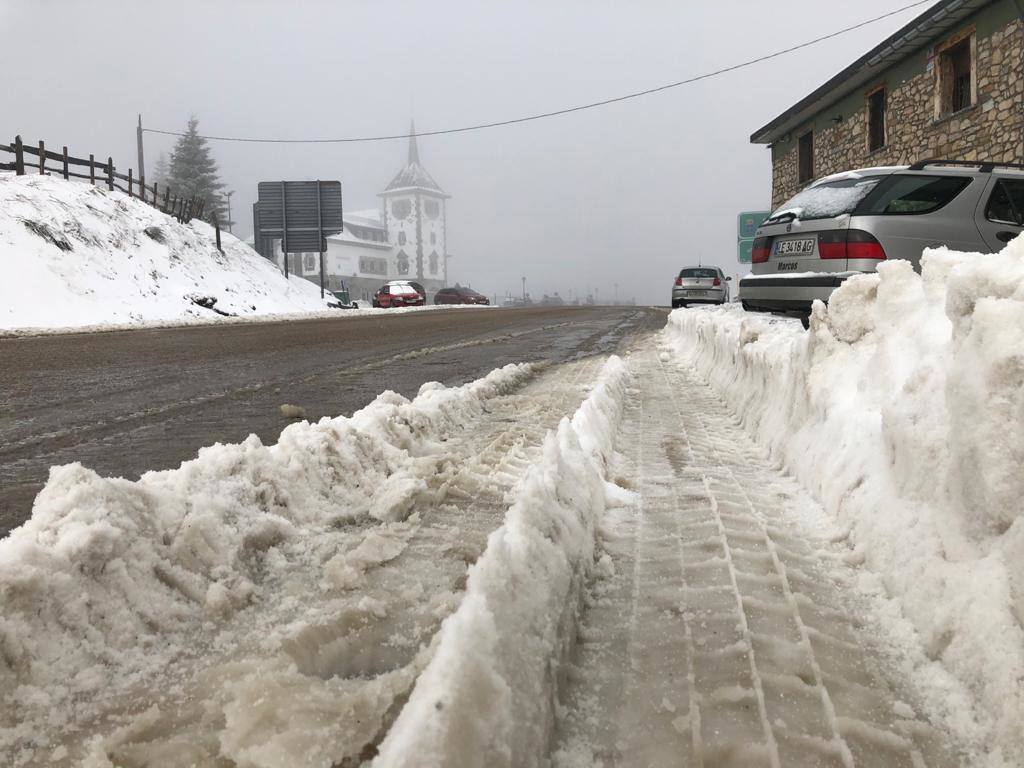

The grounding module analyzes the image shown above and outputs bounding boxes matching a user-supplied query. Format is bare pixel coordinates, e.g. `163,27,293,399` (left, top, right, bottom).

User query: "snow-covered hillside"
665,240,1024,764
0,173,337,331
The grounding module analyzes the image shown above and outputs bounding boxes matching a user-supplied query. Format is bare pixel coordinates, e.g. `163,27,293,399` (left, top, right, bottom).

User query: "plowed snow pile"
0,363,536,766
666,242,1024,765
0,172,334,331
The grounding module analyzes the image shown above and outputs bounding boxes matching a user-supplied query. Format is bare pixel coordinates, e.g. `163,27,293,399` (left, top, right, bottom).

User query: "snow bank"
0,362,536,766
665,243,1024,765
374,356,631,768
0,172,337,331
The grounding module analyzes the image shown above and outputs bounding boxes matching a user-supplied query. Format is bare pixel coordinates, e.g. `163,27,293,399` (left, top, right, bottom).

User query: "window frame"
935,28,976,118
853,174,973,217
797,131,814,185
866,85,886,153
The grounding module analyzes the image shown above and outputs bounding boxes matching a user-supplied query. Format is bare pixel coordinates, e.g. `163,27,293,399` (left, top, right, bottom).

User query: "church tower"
379,121,450,288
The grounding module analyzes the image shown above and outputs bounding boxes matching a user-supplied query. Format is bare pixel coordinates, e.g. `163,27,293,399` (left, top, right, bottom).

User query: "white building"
272,124,450,304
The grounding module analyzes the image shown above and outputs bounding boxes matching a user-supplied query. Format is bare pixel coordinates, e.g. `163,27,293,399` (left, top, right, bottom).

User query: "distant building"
272,122,451,303
751,0,1024,207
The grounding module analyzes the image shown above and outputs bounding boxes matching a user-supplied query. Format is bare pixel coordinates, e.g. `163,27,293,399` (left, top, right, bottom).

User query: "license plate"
689,290,707,296
775,238,815,256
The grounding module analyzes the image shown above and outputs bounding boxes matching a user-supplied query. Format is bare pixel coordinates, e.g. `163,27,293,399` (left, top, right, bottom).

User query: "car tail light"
752,237,771,263
817,229,887,260
818,230,846,260
674,277,682,286
847,229,887,260
712,277,721,287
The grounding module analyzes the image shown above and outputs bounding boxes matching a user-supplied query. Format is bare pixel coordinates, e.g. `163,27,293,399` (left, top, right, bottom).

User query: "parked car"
672,266,731,308
434,286,490,305
741,160,1024,325
372,281,426,308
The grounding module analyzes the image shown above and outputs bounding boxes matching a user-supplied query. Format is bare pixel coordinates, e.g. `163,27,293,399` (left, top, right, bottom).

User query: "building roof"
326,228,392,249
382,120,447,195
750,0,995,145
343,209,384,229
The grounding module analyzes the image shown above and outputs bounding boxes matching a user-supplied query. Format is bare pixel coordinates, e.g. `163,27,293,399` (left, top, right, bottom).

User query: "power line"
144,0,931,145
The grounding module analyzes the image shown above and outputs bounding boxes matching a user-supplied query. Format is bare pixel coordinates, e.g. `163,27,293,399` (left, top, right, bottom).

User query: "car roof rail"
909,158,1024,173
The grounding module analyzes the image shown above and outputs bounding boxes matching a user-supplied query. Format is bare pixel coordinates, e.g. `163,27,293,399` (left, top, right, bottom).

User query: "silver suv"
740,160,1024,322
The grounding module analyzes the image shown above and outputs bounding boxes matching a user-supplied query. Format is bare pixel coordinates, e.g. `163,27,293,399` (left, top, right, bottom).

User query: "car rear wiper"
764,211,798,224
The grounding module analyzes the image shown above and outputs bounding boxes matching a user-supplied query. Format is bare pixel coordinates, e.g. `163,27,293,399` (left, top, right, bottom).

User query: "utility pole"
521,275,526,301
223,190,235,234
136,114,146,184
614,282,619,305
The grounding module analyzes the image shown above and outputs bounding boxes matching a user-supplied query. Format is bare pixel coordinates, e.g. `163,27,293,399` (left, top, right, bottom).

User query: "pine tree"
167,116,227,224
150,152,170,192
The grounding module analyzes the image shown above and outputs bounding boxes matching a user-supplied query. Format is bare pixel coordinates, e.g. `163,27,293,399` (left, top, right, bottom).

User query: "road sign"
737,210,770,264
256,180,344,253
256,180,344,297
738,211,770,240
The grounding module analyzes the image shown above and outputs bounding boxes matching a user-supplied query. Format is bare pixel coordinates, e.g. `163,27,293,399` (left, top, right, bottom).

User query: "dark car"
434,286,490,305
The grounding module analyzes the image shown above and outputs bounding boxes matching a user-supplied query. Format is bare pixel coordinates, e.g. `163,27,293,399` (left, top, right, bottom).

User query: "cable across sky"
143,0,932,145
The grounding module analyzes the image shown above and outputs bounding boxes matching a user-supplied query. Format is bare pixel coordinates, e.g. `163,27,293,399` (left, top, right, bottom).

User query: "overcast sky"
1,0,933,303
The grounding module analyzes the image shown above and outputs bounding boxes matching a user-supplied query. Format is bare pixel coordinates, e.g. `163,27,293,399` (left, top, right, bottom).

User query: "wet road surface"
0,306,666,536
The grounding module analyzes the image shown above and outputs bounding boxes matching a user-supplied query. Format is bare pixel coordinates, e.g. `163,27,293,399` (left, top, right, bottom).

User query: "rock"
279,404,306,419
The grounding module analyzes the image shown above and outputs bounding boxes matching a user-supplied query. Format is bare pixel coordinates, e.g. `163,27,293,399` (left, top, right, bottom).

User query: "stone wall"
770,18,1024,207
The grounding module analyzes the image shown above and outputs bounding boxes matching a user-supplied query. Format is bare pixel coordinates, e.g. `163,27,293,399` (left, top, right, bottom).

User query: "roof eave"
750,0,994,145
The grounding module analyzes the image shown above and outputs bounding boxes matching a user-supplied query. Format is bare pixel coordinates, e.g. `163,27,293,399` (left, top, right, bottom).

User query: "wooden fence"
0,135,209,226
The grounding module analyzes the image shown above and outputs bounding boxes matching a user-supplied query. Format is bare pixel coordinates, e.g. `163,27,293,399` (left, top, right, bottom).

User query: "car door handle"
997,230,1019,243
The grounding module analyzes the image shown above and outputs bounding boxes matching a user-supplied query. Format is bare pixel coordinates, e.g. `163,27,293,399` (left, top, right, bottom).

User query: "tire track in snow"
81,354,609,767
552,342,962,767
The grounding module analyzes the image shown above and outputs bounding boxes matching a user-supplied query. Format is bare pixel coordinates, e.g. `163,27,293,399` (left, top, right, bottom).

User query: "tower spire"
408,119,420,165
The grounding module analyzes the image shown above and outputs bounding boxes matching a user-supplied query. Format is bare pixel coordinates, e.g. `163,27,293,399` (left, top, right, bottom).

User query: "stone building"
752,0,1024,208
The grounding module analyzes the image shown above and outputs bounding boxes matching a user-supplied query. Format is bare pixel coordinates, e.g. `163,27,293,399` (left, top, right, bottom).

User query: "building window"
397,251,410,275
303,253,317,272
798,131,814,185
392,199,412,219
430,232,436,245
429,251,439,274
867,88,886,152
938,35,974,116
424,199,440,219
398,231,406,245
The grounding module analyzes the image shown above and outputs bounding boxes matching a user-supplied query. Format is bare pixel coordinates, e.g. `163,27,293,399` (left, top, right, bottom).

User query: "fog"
1,0,927,304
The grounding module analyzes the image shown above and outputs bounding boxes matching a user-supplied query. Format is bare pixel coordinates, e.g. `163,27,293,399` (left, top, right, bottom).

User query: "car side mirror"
726,276,732,281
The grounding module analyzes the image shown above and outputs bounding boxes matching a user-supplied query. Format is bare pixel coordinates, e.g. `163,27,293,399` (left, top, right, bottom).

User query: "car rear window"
767,177,881,222
855,174,971,215
680,268,718,278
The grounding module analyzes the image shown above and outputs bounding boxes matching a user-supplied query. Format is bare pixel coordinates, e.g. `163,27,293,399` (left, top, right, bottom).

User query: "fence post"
163,187,170,212
153,182,159,210
14,136,24,175
38,140,45,175
106,157,114,191
89,154,95,184
214,213,222,252
62,146,69,180
127,168,133,198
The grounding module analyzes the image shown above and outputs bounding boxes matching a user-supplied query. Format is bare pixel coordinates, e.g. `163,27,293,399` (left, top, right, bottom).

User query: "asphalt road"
0,306,666,536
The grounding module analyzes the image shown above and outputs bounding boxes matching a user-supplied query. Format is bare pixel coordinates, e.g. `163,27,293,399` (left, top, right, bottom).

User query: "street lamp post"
223,190,235,234
521,276,526,302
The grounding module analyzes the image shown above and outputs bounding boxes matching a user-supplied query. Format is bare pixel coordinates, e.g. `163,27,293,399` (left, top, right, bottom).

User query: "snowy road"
0,305,662,535
552,343,962,767
2,324,981,767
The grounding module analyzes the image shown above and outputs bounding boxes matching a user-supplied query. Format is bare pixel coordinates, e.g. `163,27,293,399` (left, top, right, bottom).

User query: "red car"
373,281,426,308
433,286,490,305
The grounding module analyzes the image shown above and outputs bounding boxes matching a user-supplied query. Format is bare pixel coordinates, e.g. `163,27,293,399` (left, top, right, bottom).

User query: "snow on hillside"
0,172,338,331
665,241,1024,764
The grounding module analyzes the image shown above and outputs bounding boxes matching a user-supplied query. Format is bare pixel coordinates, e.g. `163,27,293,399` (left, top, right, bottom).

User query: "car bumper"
672,288,726,304
739,273,856,312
